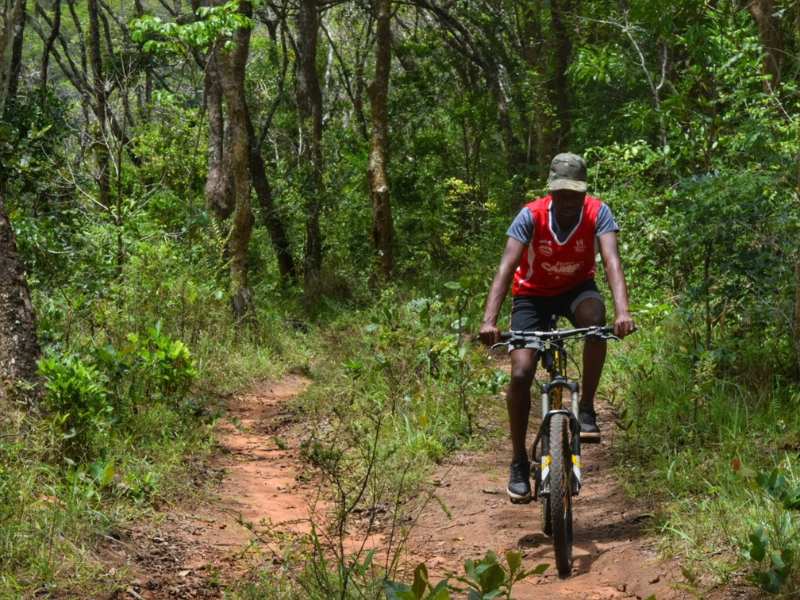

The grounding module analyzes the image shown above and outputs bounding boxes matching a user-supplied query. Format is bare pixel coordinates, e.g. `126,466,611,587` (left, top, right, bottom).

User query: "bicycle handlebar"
492,325,627,350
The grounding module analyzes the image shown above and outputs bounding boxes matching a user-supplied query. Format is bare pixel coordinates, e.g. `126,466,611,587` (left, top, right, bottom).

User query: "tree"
0,0,25,116
204,47,234,221
87,0,111,207
549,0,574,150
367,0,393,280
218,0,255,319
0,0,40,401
295,0,324,296
746,0,783,91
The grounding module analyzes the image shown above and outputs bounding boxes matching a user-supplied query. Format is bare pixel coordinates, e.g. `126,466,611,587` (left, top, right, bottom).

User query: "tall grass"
609,314,800,593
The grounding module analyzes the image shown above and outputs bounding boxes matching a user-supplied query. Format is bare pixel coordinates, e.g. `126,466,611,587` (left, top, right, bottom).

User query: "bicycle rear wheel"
548,412,573,578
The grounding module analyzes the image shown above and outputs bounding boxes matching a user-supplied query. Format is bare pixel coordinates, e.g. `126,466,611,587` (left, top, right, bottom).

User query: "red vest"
512,195,602,297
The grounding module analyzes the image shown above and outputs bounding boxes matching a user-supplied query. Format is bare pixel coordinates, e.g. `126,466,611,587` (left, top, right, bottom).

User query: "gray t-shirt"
507,201,619,245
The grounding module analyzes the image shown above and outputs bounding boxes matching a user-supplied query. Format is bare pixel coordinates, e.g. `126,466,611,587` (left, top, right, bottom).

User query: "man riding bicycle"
479,153,635,503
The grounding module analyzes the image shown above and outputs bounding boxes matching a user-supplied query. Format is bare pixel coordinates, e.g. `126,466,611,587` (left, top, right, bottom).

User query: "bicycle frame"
494,326,619,501
534,340,582,500
494,325,624,578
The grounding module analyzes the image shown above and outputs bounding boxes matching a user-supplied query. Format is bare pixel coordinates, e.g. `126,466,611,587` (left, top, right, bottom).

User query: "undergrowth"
228,281,512,598
610,314,800,596
0,230,307,595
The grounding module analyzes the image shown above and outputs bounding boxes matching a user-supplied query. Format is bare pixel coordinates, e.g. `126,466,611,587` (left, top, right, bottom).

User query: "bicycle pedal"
579,431,602,444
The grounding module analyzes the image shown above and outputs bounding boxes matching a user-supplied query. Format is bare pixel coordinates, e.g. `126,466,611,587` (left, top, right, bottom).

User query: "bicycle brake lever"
587,332,620,341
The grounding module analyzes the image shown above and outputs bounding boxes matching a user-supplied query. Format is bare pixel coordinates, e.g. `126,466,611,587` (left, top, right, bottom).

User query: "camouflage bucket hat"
547,152,588,193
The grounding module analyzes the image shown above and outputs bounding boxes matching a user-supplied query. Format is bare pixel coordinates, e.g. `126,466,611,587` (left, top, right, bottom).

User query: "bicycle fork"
533,380,582,499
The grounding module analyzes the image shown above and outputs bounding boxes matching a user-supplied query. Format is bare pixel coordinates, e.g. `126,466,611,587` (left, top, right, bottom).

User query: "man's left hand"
614,312,636,338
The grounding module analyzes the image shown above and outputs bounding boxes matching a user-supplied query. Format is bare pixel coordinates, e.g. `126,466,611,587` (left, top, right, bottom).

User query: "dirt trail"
402,398,681,599
109,374,316,599
107,368,746,599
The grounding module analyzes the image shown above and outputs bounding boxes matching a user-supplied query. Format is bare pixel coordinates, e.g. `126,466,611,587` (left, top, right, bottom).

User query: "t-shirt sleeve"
507,208,533,245
595,203,620,237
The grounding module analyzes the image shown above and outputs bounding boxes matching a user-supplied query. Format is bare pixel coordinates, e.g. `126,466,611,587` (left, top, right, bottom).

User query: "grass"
0,294,309,596
608,314,800,595
0,402,214,596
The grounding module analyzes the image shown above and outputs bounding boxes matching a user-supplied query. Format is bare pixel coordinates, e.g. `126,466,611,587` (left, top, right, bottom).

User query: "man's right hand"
479,322,500,346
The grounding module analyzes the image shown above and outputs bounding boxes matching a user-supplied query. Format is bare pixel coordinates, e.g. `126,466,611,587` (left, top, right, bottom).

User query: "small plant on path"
384,550,548,599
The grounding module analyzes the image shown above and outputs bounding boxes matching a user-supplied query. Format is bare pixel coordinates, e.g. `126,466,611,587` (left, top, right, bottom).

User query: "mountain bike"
493,325,622,578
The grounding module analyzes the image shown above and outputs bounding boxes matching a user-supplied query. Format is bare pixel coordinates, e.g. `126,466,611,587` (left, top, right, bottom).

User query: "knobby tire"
549,412,573,578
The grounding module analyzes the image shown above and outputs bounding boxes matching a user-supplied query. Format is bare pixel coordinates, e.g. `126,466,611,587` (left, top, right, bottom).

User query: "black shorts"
510,279,603,331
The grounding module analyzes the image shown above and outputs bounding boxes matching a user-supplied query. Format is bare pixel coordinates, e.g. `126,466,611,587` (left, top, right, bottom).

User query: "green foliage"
119,323,197,405
741,469,800,594
610,321,800,592
384,551,547,600
39,354,113,462
131,1,253,55
384,563,451,600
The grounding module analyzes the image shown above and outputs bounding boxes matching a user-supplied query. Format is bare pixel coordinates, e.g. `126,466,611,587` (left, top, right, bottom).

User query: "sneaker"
579,408,601,443
507,460,532,503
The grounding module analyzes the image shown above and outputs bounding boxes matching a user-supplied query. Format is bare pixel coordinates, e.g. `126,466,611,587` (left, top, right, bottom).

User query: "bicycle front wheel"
548,412,573,578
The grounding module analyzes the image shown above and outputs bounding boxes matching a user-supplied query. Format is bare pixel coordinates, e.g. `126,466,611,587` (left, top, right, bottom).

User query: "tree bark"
0,0,39,400
245,110,297,282
218,2,255,319
747,0,783,91
0,190,40,403
367,0,393,280
0,0,26,115
204,49,234,220
295,0,324,296
87,0,111,208
39,0,61,102
5,0,25,111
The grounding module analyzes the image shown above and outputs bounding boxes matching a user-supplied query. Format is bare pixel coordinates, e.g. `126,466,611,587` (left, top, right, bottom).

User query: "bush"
742,468,800,595
108,323,197,408
39,354,113,462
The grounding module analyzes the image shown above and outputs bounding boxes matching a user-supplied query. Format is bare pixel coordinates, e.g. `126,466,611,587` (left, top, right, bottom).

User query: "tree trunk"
5,0,25,112
204,50,234,220
367,0,393,280
549,0,574,150
245,114,297,282
0,0,26,115
0,1,39,400
795,259,800,379
87,0,110,208
295,0,324,296
747,0,783,91
218,2,254,319
0,190,40,403
39,0,60,103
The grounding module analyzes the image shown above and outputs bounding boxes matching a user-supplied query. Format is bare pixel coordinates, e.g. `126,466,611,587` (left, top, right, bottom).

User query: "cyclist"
479,153,635,503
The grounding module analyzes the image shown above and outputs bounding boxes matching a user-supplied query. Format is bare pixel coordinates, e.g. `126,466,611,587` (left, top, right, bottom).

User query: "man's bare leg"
508,348,536,461
506,348,536,501
573,298,606,440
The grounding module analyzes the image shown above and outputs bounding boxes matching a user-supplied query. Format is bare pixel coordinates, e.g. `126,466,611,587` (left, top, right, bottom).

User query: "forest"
1,0,799,597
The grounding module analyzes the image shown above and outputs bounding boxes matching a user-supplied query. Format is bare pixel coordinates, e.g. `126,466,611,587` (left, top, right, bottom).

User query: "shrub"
39,354,112,462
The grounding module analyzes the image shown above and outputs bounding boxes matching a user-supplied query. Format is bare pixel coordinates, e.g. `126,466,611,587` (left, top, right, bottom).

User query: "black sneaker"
507,460,532,503
579,409,601,443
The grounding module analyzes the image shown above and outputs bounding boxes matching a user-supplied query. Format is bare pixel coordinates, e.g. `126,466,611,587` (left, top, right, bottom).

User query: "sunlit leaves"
130,1,253,56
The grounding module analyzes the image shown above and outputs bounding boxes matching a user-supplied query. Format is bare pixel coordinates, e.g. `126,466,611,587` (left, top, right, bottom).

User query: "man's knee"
510,364,535,387
573,297,606,327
